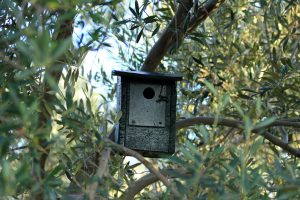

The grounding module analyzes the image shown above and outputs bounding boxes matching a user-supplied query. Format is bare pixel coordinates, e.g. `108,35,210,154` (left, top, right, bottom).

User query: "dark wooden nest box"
112,70,182,157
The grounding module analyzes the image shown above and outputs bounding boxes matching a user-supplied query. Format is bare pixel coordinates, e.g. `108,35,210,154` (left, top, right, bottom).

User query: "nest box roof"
112,70,182,82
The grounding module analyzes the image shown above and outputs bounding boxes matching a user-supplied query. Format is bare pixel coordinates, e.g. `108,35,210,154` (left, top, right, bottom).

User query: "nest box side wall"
115,76,127,145
169,83,177,153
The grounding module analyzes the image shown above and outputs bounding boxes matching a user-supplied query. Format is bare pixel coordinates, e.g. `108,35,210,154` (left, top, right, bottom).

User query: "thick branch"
176,116,242,130
176,117,300,130
176,116,300,157
35,13,74,200
187,0,224,33
38,17,74,171
141,0,223,72
141,0,193,72
121,168,190,200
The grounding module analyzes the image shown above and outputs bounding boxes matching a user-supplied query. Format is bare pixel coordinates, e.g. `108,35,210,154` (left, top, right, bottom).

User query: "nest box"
112,70,182,157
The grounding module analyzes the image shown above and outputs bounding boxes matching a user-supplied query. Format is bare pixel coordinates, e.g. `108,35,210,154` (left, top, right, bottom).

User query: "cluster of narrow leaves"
0,0,125,199
160,135,300,199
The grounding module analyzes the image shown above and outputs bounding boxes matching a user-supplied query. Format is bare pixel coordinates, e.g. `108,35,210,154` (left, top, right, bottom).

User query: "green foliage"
167,0,300,199
0,0,122,198
0,0,300,199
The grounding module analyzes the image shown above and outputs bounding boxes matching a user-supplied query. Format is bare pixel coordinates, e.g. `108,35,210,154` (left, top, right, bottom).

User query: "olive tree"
0,0,299,199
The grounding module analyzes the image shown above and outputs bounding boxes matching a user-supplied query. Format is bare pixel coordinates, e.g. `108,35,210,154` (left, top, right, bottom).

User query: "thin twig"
87,147,111,200
10,145,28,151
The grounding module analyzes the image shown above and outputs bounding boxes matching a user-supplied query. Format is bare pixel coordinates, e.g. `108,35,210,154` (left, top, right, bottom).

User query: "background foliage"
0,0,299,199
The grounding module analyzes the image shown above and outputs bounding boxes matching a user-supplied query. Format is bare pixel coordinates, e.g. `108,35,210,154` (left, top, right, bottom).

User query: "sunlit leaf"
136,28,144,43
151,25,160,37
135,0,139,17
249,136,263,156
129,7,137,18
255,117,276,130
143,16,157,24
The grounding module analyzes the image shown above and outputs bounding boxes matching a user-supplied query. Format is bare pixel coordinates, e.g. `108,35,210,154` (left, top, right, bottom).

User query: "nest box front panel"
128,83,166,127
124,81,172,154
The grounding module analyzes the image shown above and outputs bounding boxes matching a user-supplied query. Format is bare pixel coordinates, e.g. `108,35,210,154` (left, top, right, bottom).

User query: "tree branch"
122,144,219,199
86,147,111,200
141,0,193,72
176,116,243,130
106,139,180,198
187,0,224,33
35,13,74,200
141,0,224,72
39,21,73,164
121,168,190,200
176,116,300,157
176,116,300,130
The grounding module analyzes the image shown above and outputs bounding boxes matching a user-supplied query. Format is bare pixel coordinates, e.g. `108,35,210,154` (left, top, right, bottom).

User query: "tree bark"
176,117,300,130
141,0,224,72
141,0,193,72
